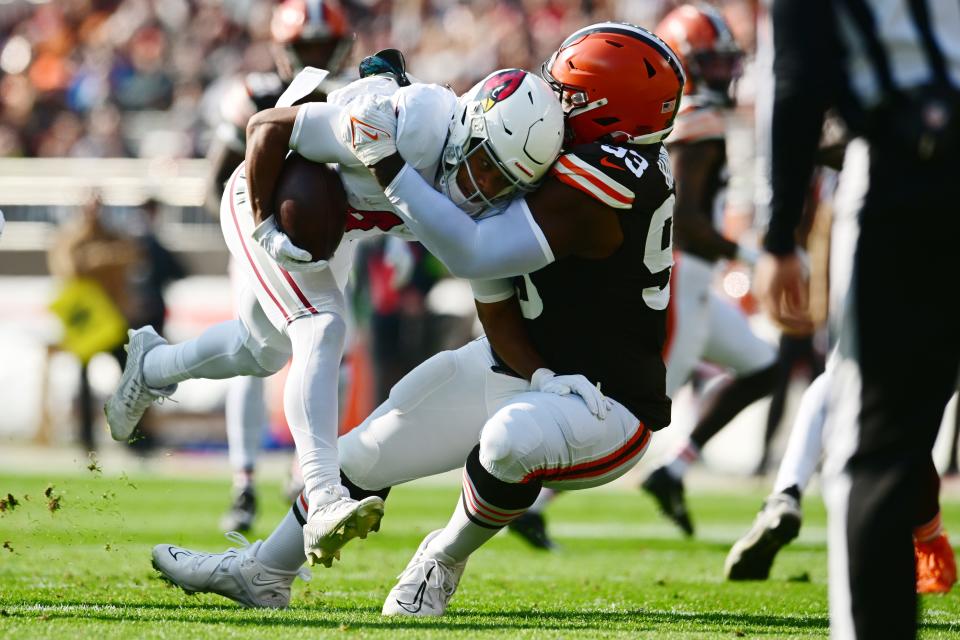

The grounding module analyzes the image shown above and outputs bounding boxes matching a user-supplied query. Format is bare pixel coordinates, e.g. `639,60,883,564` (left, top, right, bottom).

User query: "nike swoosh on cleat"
250,573,288,587
168,547,193,561
395,566,432,614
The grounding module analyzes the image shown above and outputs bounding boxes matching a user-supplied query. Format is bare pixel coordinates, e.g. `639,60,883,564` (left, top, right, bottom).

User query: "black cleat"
641,466,694,536
725,492,802,580
508,512,556,550
220,487,257,533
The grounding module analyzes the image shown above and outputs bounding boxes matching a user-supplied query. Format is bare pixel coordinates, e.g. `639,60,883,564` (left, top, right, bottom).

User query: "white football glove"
251,215,328,272
531,368,612,420
340,94,398,166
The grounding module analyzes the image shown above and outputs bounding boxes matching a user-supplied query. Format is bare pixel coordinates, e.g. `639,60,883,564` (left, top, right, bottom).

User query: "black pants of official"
840,144,960,638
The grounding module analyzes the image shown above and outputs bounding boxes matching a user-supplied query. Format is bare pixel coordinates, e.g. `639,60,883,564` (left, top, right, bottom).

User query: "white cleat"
152,532,310,608
382,529,467,617
725,492,802,581
104,326,176,441
302,491,385,568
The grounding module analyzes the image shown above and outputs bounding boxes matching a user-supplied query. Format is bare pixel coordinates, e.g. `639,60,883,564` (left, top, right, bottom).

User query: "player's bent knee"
241,342,289,376
290,311,347,351
317,312,347,347
479,404,544,483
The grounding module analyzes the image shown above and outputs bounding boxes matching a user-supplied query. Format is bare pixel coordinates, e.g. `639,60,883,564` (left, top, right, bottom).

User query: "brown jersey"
511,141,676,430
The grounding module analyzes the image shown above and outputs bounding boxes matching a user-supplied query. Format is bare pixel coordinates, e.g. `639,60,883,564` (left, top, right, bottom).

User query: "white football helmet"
439,69,564,217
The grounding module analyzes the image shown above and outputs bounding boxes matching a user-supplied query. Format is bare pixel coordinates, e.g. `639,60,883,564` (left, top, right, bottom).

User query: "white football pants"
339,337,653,491
215,165,356,502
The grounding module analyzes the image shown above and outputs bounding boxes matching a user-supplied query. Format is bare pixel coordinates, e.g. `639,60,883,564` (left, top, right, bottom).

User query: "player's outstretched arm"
369,157,628,278
381,163,555,279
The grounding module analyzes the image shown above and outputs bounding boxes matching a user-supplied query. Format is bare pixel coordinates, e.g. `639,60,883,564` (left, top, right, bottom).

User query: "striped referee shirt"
764,0,960,255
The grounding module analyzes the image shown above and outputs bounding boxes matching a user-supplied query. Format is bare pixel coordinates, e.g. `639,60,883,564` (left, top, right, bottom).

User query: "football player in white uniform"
106,67,565,570
150,23,686,617
206,0,354,536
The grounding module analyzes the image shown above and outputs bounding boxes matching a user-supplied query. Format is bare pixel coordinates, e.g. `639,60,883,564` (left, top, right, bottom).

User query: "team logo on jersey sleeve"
478,69,525,112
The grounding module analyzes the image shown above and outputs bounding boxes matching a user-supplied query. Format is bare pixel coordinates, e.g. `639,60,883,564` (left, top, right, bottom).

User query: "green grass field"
2,470,960,639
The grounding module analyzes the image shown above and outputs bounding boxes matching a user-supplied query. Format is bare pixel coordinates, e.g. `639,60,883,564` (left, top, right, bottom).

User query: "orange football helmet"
656,4,742,106
271,0,352,75
542,22,685,146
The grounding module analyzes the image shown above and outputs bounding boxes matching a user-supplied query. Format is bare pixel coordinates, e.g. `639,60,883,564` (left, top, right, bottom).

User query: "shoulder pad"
395,84,457,172
550,151,636,210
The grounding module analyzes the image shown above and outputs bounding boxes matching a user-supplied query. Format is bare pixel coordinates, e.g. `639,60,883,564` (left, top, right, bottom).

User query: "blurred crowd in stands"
0,0,720,160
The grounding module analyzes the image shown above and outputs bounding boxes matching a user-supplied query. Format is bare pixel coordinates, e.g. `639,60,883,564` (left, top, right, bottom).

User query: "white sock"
528,487,557,514
426,497,500,564
284,312,347,509
773,372,829,495
232,469,254,492
664,439,700,479
226,375,268,472
255,508,306,572
143,320,268,388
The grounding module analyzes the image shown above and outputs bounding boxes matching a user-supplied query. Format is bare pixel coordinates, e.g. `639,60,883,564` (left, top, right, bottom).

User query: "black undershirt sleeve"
765,0,841,255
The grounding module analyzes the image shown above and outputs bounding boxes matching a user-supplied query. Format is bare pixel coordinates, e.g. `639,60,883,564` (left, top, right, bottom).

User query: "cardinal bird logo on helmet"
477,69,526,113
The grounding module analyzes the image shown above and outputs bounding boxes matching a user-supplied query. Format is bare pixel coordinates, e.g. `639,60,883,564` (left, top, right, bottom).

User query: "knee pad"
479,403,543,482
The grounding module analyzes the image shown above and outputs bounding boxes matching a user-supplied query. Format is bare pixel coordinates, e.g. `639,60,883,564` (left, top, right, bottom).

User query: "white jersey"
221,75,456,332
293,75,457,242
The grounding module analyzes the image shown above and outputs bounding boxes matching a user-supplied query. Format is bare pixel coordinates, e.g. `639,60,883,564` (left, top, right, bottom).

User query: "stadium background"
0,0,778,456
1,1,959,636
1,0,955,466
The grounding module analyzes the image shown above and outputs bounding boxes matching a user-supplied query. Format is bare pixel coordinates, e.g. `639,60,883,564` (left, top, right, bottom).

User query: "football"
273,153,348,261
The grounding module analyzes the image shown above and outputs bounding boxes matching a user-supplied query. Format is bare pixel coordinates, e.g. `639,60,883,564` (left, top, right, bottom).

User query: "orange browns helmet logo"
477,69,526,113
